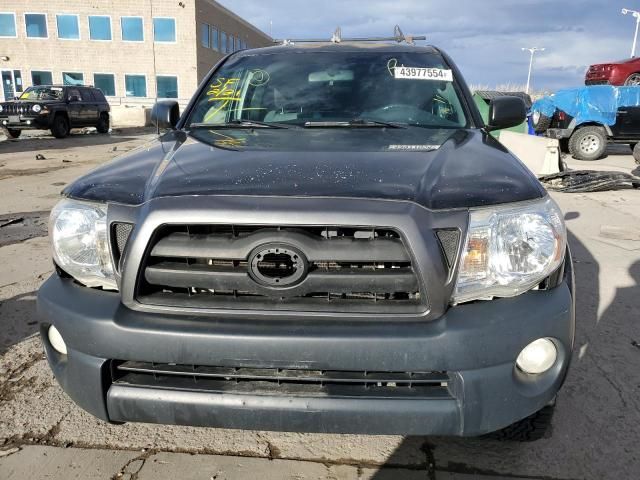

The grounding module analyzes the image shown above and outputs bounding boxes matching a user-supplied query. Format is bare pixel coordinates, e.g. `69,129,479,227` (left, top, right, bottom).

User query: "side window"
92,89,107,102
81,88,95,101
67,88,81,101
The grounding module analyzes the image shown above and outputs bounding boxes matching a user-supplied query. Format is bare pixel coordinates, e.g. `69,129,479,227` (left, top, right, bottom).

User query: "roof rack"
275,25,426,46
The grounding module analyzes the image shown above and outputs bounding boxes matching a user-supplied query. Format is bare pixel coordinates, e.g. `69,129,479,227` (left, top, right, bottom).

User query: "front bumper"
0,114,49,130
546,128,573,140
37,257,575,436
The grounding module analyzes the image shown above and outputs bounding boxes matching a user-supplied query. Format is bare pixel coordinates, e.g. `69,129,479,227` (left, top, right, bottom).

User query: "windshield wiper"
188,120,289,129
304,119,406,129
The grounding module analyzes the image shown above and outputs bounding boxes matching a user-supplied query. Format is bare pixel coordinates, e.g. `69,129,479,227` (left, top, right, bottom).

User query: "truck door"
65,88,83,126
80,88,99,124
612,106,640,138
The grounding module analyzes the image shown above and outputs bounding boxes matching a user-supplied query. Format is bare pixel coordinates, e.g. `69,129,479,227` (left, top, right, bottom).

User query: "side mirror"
486,97,527,131
151,100,180,130
68,95,80,103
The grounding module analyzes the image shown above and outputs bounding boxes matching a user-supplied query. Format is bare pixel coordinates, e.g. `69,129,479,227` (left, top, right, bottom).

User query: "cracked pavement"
1,131,639,479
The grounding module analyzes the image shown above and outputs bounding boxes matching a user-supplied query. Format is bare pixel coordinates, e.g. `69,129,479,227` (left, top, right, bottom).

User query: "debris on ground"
35,154,46,161
539,170,640,192
0,211,49,247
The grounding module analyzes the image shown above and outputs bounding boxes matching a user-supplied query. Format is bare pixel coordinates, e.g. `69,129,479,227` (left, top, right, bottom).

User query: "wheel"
531,110,552,133
633,143,640,164
4,128,21,139
96,112,109,134
624,73,640,86
568,126,607,160
50,115,70,139
488,405,555,442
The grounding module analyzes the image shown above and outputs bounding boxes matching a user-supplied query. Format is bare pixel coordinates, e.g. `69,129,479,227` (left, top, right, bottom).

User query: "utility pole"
621,8,640,57
522,47,545,94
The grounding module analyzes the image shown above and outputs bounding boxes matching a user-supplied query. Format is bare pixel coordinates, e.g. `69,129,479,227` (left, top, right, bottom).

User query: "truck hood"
64,127,544,210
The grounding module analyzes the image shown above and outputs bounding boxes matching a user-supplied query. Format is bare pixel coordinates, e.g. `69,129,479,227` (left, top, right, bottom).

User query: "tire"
633,143,640,164
5,128,21,139
50,114,70,139
629,142,637,152
568,126,607,160
96,112,109,134
531,110,552,134
624,73,640,86
488,405,555,442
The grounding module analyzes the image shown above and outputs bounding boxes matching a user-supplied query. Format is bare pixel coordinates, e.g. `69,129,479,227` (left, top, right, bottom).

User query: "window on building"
125,74,146,97
25,13,48,38
201,23,209,48
89,15,111,41
0,13,16,37
31,71,53,86
94,73,116,96
13,70,23,92
121,16,143,41
227,35,233,53
63,72,84,85
211,26,219,51
153,18,175,42
56,14,79,40
157,75,178,98
221,31,227,53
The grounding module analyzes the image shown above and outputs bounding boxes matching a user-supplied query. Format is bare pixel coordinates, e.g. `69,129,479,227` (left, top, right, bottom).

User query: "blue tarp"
531,85,640,126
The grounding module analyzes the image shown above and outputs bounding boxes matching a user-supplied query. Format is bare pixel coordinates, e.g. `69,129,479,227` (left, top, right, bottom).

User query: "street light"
522,47,545,94
621,8,640,57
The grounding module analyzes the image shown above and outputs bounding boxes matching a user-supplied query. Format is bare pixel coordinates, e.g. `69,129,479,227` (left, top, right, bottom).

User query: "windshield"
187,51,469,129
19,86,64,101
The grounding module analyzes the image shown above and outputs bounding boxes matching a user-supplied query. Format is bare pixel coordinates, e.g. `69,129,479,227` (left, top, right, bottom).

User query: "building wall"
194,0,272,83
0,0,270,107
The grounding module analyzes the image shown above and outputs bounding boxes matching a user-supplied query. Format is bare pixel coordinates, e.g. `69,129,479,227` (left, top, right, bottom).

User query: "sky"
218,0,639,92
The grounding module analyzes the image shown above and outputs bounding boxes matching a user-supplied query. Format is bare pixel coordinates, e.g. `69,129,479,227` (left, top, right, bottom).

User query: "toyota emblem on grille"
248,244,308,288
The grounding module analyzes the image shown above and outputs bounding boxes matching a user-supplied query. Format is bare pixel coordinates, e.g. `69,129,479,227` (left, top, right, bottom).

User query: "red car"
585,57,640,85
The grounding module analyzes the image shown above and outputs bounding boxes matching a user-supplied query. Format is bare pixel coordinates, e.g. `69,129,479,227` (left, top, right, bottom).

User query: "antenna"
274,25,426,45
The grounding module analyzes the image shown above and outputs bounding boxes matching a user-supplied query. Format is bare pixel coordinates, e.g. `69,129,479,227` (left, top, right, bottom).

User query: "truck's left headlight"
49,198,117,290
453,196,566,304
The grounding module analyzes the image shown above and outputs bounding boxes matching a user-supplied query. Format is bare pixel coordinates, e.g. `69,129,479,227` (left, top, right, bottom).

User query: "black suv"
0,84,110,139
38,40,574,440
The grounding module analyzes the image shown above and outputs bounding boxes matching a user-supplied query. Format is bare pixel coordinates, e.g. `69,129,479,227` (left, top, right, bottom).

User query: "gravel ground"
0,131,639,479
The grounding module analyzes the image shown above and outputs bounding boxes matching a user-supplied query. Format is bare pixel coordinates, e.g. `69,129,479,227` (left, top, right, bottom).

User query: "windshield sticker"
249,69,270,87
394,67,453,81
388,144,441,151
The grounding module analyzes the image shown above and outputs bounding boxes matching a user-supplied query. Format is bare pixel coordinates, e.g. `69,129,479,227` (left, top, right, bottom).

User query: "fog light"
516,338,557,374
48,325,67,355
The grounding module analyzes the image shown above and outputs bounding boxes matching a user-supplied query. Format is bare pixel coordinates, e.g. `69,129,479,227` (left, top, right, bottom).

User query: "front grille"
111,361,452,399
1,103,33,115
136,224,424,313
111,222,134,271
435,229,460,269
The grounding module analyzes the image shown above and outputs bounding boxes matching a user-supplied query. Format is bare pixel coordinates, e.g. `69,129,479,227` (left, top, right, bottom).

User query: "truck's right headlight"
49,198,117,290
453,196,566,304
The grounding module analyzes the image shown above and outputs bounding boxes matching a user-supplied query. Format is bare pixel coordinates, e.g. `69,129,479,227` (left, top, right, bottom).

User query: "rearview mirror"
486,97,527,131
151,100,180,130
